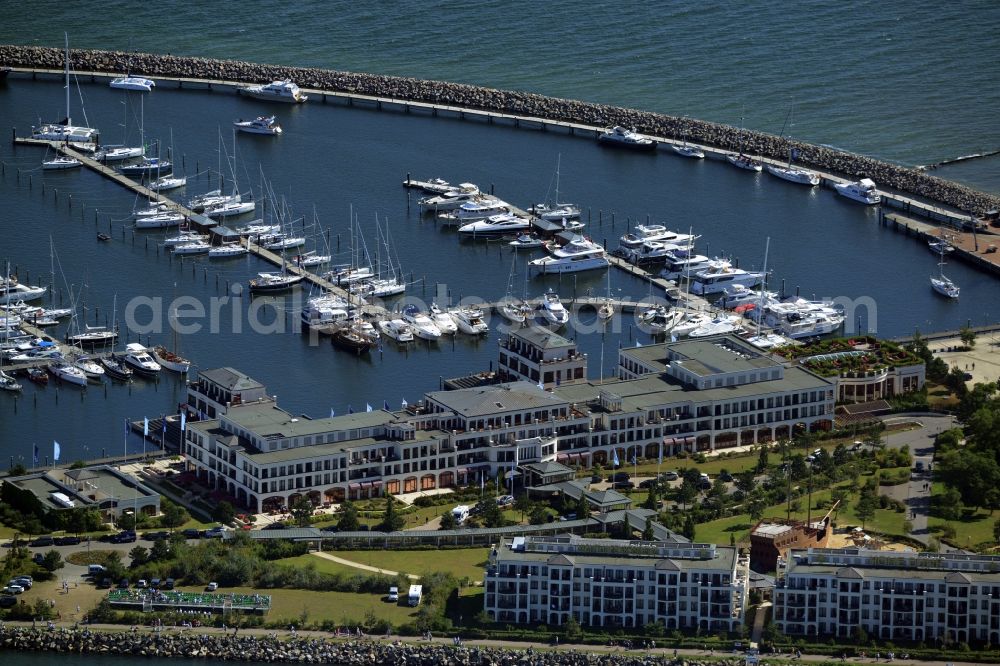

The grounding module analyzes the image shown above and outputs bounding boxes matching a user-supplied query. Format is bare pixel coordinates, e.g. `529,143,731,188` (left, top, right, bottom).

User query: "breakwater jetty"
3,44,999,216
0,626,736,665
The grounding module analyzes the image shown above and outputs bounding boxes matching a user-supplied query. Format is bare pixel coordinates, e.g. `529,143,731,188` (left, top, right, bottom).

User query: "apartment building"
484,535,749,631
774,548,1000,644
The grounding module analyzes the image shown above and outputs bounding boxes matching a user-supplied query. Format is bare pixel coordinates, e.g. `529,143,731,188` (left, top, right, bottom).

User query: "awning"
348,483,361,490
556,453,569,462
370,480,383,487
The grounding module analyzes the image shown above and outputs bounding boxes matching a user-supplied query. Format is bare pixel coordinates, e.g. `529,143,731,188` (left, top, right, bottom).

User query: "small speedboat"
0,369,22,392
834,178,881,205
42,156,82,170
27,367,48,385
598,126,656,150
509,234,544,249
97,233,111,242
234,115,282,135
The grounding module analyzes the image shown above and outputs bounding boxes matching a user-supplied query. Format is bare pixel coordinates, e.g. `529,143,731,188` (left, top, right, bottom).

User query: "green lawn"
927,482,999,548
225,585,418,626
317,548,490,580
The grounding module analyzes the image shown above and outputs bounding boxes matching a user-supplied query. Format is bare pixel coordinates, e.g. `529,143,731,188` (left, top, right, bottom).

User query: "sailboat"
532,155,581,221
765,106,820,186
31,33,99,146
204,131,255,219
151,295,193,373
99,296,133,381
726,115,762,172
930,250,960,298
94,82,145,162
672,118,705,159
117,97,173,178
597,271,614,320
0,322,22,392
331,209,377,354
498,254,531,325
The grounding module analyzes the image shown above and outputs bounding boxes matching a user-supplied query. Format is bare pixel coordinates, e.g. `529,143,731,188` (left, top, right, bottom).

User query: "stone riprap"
0,626,738,665
2,44,998,214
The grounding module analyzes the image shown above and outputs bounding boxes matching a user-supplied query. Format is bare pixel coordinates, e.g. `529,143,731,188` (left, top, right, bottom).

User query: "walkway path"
311,551,420,580
751,602,771,644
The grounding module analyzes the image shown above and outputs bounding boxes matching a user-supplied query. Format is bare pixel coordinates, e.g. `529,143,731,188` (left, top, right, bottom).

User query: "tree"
575,493,590,520
377,495,405,533
9,463,26,476
855,482,878,530
160,497,189,528
439,510,457,530
288,496,315,527
756,445,770,473
149,538,170,562
642,482,659,510
960,324,976,349
40,549,63,573
337,501,360,532
993,518,1000,544
747,490,767,524
528,505,549,525
474,498,504,528
128,545,149,567
514,495,533,523
642,517,654,541
681,514,696,541
212,500,236,525
735,470,756,495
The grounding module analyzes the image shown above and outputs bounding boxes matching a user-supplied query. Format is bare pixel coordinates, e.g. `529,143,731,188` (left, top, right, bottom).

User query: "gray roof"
199,367,264,391
498,536,737,571
522,461,575,476
668,337,780,376
512,326,576,350
426,381,569,418
222,401,397,438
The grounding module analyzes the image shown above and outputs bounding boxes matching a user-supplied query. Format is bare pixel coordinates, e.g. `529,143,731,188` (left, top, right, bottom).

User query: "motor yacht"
509,234,544,249
234,115,282,135
639,305,685,335
689,262,766,295
451,307,489,335
418,183,481,211
529,236,609,274
437,198,510,224
239,80,308,103
927,239,954,255
300,295,349,330
0,369,22,392
0,278,47,304
598,126,656,150
671,312,715,338
688,315,745,338
401,305,441,340
110,76,155,92
619,225,697,251
123,343,161,376
458,213,530,236
429,304,458,335
538,290,569,327
834,178,881,204
719,284,778,309
621,240,682,265
533,203,582,221
378,319,414,343
163,232,208,246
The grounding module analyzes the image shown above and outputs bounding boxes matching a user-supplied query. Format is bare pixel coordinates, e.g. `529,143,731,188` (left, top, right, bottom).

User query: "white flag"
53,440,61,462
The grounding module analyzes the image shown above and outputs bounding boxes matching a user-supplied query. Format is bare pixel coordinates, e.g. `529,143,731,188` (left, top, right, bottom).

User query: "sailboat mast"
755,237,770,339
64,33,71,125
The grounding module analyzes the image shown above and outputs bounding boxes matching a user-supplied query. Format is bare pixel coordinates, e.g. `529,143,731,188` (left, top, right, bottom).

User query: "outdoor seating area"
107,588,270,614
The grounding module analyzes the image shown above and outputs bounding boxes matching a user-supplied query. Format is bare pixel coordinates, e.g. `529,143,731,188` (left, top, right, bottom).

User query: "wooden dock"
881,211,1000,276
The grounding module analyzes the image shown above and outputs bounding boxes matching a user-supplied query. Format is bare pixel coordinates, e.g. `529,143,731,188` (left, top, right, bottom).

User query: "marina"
1,53,999,463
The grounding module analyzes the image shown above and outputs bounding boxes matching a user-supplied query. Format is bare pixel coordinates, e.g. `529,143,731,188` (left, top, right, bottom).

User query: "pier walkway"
882,211,1000,276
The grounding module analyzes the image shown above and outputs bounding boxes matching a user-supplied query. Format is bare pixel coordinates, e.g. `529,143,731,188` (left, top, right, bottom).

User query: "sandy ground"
929,334,1000,386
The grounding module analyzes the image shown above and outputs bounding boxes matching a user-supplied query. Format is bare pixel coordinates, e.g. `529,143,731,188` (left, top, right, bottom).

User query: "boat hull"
766,165,820,185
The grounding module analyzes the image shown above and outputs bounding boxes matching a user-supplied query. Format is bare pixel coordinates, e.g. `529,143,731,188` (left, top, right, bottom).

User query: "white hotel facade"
183,333,836,512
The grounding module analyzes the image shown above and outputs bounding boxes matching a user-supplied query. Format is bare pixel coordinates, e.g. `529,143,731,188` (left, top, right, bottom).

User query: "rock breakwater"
2,44,998,214
0,626,737,665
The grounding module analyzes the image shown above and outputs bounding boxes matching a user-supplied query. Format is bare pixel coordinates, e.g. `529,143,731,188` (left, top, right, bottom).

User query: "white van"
452,505,471,524
408,584,422,607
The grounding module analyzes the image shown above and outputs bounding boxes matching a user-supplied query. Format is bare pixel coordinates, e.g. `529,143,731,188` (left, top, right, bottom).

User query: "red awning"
348,483,361,490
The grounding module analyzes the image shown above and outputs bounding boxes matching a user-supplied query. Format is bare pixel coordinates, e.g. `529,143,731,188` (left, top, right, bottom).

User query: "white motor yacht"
639,306,685,335
437,198,510,224
110,76,155,92
49,362,88,386
621,240,682,265
458,213,530,236
529,236,609,274
451,307,489,335
744,332,793,350
0,278,47,304
766,164,820,186
418,183,481,211
42,156,82,170
726,153,763,172
834,178,881,204
538,290,569,327
0,369,22,392
401,306,441,340
378,319,414,343
619,225,697,251
927,239,954,255
429,304,458,335
598,126,656,150
123,343,161,376
239,80,308,103
300,298,348,330
719,284,778,309
688,315,744,338
509,234,544,249
234,115,282,135
671,312,715,338
534,203,582,221
689,262,766,295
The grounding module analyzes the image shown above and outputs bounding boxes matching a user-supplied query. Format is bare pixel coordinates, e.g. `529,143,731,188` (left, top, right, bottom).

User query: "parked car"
137,579,148,589
96,578,112,589
638,478,658,489
206,582,218,592
182,529,201,539
590,474,603,483
0,596,16,607
612,481,635,490
387,586,399,602
163,578,175,590
118,579,129,589
150,578,161,589
143,531,169,541
496,495,515,507
1,585,22,595
28,535,54,547
660,471,679,481
263,522,287,530
55,536,81,546
609,472,631,483
719,471,733,482
32,553,44,564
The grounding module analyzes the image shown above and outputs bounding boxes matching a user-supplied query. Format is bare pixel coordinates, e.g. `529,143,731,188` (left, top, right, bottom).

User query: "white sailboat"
726,115,762,172
31,33,99,146
672,118,704,159
532,155,581,221
765,106,820,186
930,251,960,298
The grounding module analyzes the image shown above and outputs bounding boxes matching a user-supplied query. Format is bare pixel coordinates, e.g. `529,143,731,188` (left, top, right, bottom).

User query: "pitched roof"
199,367,264,391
